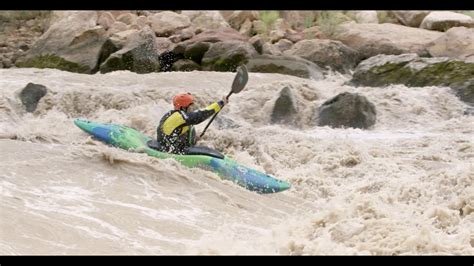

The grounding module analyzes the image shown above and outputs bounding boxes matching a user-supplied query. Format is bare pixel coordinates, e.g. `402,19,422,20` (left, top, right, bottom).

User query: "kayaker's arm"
185,100,225,125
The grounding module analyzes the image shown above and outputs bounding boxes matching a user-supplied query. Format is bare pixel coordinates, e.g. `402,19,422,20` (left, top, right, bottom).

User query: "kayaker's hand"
218,96,228,109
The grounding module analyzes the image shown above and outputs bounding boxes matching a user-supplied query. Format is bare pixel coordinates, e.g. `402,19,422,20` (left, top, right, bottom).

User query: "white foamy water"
0,68,473,255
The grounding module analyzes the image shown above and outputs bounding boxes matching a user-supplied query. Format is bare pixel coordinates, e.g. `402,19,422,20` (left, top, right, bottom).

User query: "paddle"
200,65,249,138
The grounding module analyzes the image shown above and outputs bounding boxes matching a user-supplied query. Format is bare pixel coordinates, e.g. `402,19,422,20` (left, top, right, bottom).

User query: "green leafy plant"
259,11,280,30
316,11,349,37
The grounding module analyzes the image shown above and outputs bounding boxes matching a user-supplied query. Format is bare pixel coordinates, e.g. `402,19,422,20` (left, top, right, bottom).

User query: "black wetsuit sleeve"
185,109,216,125
184,100,225,125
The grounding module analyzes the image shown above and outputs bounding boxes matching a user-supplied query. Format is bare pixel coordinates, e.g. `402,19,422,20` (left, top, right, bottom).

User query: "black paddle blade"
231,65,248,94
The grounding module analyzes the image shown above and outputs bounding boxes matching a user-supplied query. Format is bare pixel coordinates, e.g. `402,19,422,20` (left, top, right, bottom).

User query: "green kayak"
74,119,291,193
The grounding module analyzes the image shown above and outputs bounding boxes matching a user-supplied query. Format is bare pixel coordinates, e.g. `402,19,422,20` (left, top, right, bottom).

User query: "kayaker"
156,92,228,154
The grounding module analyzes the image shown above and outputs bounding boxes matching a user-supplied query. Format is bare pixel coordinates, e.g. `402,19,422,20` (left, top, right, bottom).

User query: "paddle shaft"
200,91,233,138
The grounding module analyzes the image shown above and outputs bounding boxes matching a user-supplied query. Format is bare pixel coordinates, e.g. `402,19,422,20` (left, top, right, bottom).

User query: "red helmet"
173,92,194,110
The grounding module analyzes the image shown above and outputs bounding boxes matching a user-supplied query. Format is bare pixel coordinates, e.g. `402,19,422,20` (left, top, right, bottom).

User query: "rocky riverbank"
2,10,473,106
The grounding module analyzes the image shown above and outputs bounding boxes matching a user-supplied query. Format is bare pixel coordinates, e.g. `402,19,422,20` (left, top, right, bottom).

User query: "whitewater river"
0,68,472,254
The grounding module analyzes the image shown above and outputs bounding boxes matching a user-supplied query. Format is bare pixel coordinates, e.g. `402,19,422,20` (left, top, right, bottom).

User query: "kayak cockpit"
147,140,225,159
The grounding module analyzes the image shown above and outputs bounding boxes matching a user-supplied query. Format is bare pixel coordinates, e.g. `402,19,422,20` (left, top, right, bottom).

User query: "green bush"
316,11,350,37
259,11,280,29
0,11,50,22
458,11,474,19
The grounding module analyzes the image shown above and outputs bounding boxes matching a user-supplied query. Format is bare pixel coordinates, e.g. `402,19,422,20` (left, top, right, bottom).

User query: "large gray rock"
427,27,474,62
274,39,293,53
318,92,376,129
271,86,298,125
247,54,325,80
97,11,115,30
332,21,443,59
227,11,259,30
99,27,161,73
249,35,266,54
391,11,430,27
261,43,282,56
420,11,474,32
19,83,48,113
351,53,474,104
346,11,379,24
46,11,96,30
181,11,230,31
97,29,139,68
168,28,195,43
201,41,258,72
183,42,211,64
116,13,137,25
155,37,175,54
17,11,107,73
107,21,128,35
149,11,191,37
171,59,201,72
239,19,253,37
183,28,248,45
284,39,361,73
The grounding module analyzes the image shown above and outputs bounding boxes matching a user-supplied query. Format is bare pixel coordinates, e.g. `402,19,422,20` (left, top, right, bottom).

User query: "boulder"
184,42,211,64
46,11,96,30
181,11,230,31
155,37,175,54
19,83,48,112
219,11,234,21
391,11,430,27
332,21,443,59
284,39,360,73
269,30,285,44
239,19,253,37
262,43,282,56
116,13,137,25
351,53,474,104
346,11,379,24
427,27,474,62
201,41,258,72
227,11,259,30
318,92,376,129
252,20,267,35
271,86,298,125
136,16,148,28
109,11,131,19
249,35,265,54
420,11,474,32
17,11,107,73
284,32,305,43
97,12,115,30
182,28,248,46
149,11,191,37
99,27,161,74
107,21,128,34
97,29,140,64
274,39,293,53
171,59,201,72
246,54,325,80
168,28,195,43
